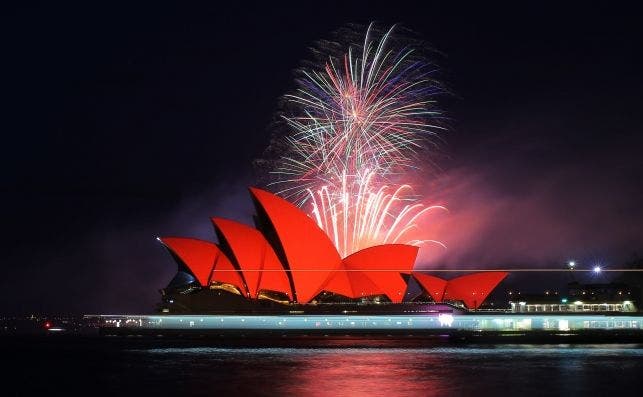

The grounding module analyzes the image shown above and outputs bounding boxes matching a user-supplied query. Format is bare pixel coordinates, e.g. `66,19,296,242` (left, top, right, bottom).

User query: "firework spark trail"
271,23,446,257
307,170,447,257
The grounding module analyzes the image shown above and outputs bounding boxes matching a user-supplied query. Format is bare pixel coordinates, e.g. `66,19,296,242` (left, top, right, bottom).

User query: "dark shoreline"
4,329,642,346
99,328,643,344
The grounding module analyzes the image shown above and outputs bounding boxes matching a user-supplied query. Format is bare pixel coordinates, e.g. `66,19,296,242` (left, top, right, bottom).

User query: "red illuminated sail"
158,237,218,287
321,263,382,299
413,273,447,302
250,187,342,303
212,217,292,299
443,272,508,309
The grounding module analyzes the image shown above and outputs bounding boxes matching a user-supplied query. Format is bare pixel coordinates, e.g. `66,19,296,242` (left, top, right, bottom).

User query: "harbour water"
3,337,643,396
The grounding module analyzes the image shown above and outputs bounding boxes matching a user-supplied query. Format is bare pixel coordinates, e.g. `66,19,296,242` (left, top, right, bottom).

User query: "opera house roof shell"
159,187,506,309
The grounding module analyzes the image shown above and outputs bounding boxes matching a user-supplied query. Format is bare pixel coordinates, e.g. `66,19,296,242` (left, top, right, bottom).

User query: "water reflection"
137,342,643,396
277,347,446,396
6,337,643,396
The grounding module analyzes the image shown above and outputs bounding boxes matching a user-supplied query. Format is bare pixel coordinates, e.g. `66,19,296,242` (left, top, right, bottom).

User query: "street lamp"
593,265,602,273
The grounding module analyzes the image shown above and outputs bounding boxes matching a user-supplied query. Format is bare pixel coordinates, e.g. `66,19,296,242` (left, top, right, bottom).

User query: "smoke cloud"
415,138,643,270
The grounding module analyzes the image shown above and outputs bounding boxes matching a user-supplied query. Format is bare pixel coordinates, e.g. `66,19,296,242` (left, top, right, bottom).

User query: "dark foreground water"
3,337,643,396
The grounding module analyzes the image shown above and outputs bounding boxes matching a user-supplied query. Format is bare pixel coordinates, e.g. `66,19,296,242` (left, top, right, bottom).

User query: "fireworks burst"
308,170,447,257
269,23,446,257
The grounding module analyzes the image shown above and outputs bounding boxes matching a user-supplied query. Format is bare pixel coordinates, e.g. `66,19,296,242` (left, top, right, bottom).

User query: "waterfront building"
509,282,638,313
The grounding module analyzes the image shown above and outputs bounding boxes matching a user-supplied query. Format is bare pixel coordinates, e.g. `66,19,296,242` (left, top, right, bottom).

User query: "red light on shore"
44,321,51,329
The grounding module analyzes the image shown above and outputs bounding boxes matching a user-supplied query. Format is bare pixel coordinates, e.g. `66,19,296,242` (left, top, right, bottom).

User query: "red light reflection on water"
277,339,448,396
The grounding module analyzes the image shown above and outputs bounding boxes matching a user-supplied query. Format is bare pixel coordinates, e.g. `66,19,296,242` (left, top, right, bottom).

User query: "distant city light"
568,261,576,269
561,298,568,303
593,266,602,273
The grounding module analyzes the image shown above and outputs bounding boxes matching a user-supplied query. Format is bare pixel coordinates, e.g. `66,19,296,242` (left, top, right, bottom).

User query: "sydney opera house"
157,187,507,314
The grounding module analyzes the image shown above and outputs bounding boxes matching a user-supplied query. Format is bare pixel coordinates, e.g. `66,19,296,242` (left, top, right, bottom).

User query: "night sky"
2,2,642,314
